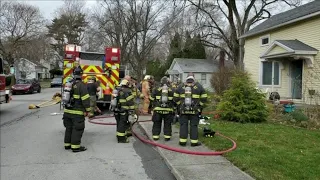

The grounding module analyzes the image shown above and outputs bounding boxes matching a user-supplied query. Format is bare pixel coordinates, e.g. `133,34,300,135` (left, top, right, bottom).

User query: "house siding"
15,59,37,80
169,61,184,82
243,17,320,103
268,46,287,55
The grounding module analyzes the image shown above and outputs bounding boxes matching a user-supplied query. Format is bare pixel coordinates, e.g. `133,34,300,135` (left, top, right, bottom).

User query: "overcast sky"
19,0,98,20
18,0,313,20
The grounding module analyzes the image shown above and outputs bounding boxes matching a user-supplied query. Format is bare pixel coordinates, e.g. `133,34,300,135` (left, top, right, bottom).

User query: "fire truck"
0,57,13,104
63,44,125,105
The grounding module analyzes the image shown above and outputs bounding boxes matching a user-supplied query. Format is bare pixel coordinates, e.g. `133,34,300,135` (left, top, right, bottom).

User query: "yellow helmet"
120,79,129,86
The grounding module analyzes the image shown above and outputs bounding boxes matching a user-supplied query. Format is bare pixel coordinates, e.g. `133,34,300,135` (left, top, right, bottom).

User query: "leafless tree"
0,1,44,65
187,0,303,69
90,0,184,79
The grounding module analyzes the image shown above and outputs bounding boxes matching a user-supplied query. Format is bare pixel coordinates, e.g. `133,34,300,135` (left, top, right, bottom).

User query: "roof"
166,70,179,75
171,58,218,73
241,0,320,38
260,40,318,59
276,40,318,51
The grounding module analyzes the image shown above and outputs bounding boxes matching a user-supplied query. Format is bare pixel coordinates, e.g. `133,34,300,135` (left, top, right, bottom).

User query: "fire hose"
29,93,62,109
88,112,237,156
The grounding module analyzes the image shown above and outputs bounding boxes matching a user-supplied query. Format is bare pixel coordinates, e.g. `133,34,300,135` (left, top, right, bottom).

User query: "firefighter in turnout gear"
173,73,208,147
111,79,135,143
62,70,91,152
149,76,175,141
87,76,98,117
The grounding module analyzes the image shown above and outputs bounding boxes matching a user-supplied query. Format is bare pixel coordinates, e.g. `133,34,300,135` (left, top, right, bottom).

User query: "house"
14,58,48,80
39,59,55,79
240,0,320,104
166,58,224,91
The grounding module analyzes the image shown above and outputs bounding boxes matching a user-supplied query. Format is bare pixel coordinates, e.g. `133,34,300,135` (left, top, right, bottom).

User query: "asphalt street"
0,88,176,180
0,87,62,126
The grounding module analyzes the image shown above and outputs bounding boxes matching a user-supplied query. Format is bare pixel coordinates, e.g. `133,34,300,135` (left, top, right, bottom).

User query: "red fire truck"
62,44,125,106
0,57,13,104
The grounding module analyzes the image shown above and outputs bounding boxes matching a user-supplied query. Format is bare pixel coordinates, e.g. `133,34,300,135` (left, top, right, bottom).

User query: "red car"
11,79,41,95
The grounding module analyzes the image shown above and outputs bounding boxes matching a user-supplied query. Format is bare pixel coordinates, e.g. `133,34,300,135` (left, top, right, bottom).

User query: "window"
260,35,270,46
261,61,280,86
20,71,26,79
201,73,206,84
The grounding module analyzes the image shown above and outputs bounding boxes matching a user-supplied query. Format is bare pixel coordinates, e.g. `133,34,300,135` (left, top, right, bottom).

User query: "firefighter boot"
72,146,87,153
191,142,202,147
126,122,132,137
117,136,129,143
152,135,160,141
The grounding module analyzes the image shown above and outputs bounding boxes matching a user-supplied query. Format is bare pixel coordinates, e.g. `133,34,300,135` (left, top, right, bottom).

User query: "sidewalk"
136,115,255,180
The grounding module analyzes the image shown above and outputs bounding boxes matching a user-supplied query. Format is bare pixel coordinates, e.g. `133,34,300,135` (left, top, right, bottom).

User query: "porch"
259,40,319,105
166,70,182,82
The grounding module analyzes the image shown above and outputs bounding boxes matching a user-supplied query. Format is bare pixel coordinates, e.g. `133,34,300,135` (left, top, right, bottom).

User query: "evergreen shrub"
216,71,268,123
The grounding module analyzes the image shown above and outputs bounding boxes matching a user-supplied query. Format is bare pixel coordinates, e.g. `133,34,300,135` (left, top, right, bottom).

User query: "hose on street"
88,112,237,156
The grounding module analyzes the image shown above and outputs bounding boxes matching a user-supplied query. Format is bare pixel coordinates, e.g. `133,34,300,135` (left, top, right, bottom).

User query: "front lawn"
40,79,51,88
200,120,320,180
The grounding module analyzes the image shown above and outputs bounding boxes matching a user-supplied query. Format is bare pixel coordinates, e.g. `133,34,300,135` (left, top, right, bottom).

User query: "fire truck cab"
0,57,13,104
63,44,124,105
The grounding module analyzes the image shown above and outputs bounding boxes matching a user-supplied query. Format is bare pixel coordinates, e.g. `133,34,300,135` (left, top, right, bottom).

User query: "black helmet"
73,66,83,80
160,76,169,85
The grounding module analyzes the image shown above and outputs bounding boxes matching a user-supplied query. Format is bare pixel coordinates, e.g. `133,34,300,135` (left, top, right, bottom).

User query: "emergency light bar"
65,44,75,52
65,44,81,52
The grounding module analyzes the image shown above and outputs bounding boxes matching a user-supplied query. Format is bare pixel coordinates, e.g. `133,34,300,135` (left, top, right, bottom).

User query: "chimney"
219,50,225,70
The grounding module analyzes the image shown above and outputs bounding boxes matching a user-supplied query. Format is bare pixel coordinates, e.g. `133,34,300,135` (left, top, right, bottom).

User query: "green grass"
200,120,320,180
40,79,51,88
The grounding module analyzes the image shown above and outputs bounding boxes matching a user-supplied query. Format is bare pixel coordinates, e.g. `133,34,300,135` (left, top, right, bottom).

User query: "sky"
18,0,99,20
18,0,313,20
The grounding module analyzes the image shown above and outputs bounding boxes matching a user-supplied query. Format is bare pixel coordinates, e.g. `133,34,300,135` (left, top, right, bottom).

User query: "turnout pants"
152,111,173,140
89,95,97,116
63,114,85,149
179,114,200,145
114,111,129,142
142,98,150,114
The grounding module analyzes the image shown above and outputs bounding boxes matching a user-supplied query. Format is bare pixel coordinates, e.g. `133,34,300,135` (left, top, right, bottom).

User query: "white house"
39,59,55,79
14,58,47,80
166,58,222,91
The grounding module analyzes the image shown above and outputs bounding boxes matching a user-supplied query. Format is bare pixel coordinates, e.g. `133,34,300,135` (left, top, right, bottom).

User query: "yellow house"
240,0,320,104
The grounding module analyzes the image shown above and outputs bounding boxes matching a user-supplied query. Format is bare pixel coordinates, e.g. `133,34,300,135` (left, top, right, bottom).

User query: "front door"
290,60,303,99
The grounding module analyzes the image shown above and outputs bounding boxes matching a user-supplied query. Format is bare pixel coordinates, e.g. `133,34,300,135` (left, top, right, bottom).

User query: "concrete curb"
0,109,40,127
137,122,185,180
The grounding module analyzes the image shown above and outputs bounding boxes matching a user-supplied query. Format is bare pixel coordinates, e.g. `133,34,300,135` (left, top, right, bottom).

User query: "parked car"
51,77,62,87
11,79,41,94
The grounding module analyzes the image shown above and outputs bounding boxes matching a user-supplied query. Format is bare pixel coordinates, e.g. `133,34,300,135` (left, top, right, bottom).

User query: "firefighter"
95,80,102,115
141,75,151,114
170,80,179,124
149,76,175,141
111,79,135,143
123,75,136,136
73,61,83,75
86,76,98,117
148,76,155,114
63,69,91,152
173,72,208,147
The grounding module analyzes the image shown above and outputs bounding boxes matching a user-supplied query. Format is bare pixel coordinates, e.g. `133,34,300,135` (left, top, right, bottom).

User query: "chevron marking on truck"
63,60,74,84
105,63,119,86
81,65,114,90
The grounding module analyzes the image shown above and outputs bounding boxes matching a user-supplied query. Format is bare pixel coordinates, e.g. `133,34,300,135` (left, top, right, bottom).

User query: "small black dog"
203,127,215,137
